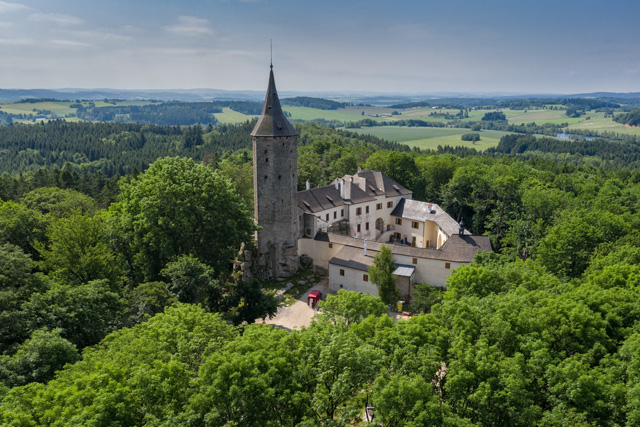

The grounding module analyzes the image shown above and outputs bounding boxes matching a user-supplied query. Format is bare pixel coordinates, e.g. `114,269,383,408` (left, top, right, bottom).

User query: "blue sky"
0,0,638,94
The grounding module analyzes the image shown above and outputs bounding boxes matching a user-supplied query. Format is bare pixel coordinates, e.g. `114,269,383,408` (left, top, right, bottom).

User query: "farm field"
344,126,512,151
567,112,640,136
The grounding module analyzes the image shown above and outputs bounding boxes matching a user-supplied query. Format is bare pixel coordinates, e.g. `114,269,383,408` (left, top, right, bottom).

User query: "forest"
2,117,640,425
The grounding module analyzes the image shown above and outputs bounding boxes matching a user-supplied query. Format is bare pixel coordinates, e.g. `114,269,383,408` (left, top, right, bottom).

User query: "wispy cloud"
0,37,33,46
29,13,83,26
0,1,29,13
50,39,91,49
165,16,214,37
71,30,132,43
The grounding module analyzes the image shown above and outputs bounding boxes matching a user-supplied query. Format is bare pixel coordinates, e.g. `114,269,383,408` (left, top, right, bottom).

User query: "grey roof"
390,199,467,237
328,247,418,274
393,265,415,277
347,170,412,198
329,245,375,272
319,232,492,263
251,66,298,137
298,182,375,214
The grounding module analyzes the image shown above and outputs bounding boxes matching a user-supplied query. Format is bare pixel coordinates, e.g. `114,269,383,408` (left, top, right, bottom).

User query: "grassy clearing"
345,126,510,151
214,107,255,124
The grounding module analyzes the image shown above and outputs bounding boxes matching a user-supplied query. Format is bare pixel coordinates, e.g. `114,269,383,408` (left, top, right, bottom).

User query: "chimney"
357,167,362,173
427,203,432,213
305,179,310,190
344,178,352,200
364,239,368,256
334,178,339,190
340,178,346,199
459,219,465,236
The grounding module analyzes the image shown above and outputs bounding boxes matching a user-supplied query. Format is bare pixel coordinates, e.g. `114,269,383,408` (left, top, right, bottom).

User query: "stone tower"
251,65,299,279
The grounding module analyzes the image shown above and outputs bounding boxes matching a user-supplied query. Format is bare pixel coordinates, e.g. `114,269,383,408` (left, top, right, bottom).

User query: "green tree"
319,289,387,325
0,244,48,353
368,245,398,305
0,201,47,258
38,213,123,287
109,157,255,281
0,328,79,387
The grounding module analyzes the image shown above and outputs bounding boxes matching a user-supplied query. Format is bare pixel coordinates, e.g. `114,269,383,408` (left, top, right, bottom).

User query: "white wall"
298,238,344,270
329,263,379,296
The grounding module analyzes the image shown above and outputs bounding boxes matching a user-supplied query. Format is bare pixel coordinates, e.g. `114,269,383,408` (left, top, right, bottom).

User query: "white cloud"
165,16,214,37
28,13,82,26
0,1,29,13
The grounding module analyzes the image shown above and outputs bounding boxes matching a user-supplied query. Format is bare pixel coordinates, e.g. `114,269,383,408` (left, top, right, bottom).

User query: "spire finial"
270,39,273,69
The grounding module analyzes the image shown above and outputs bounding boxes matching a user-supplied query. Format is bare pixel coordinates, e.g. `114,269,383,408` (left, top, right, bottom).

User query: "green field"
214,107,255,124
344,126,512,151
567,112,640,136
2,100,638,141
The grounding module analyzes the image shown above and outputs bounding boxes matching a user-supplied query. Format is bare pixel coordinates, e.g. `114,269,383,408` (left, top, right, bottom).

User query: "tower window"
264,150,267,154
278,175,281,179
266,158,268,162
264,176,268,180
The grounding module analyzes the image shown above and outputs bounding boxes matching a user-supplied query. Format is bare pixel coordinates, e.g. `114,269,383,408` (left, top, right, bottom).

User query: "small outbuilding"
307,290,322,308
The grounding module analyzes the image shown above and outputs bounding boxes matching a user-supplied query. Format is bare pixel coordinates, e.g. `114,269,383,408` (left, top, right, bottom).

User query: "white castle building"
250,65,492,302
296,169,492,302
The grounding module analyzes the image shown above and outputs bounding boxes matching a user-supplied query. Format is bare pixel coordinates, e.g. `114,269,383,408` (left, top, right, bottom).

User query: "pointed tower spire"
251,66,298,137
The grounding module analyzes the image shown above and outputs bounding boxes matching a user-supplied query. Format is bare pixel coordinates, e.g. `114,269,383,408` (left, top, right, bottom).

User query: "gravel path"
263,278,329,330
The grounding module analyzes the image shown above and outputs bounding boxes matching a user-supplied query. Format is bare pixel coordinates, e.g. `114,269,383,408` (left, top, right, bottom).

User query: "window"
340,269,345,276
357,224,361,232
265,157,268,162
341,209,344,217
365,222,369,230
445,262,451,269
356,207,362,215
326,213,329,221
366,206,369,214
376,203,382,210
412,221,419,229
387,201,393,208
334,211,337,219
412,258,418,265
363,274,369,282
329,243,333,248
264,175,268,180
395,218,402,225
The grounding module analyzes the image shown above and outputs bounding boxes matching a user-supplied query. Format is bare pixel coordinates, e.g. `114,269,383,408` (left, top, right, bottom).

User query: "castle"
248,66,492,301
